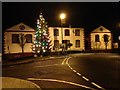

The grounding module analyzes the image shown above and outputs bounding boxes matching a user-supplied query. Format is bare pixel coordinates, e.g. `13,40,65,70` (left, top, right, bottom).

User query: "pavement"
2,55,67,67
1,77,41,89
1,55,67,89
2,53,119,89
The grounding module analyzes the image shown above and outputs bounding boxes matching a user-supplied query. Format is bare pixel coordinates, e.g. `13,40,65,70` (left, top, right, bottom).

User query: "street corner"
1,77,41,89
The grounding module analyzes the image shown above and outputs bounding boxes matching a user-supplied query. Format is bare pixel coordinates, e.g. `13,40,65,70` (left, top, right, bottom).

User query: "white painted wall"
4,32,35,54
49,27,85,52
90,26,112,50
4,23,35,54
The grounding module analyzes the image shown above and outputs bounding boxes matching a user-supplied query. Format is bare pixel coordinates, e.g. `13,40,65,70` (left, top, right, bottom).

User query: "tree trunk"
22,45,24,54
105,42,107,50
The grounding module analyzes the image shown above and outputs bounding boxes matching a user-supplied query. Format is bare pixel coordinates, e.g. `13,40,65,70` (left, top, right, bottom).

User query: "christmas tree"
32,13,51,56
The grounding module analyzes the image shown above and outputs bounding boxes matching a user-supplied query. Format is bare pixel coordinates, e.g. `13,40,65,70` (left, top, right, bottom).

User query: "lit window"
75,29,80,36
75,40,80,47
65,29,70,36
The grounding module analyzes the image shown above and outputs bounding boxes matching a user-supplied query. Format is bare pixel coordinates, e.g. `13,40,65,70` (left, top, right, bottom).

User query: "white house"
4,23,35,56
4,23,85,58
48,27,85,52
90,26,112,50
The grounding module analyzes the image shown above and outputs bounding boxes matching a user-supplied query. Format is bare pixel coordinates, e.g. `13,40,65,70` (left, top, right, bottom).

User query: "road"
2,53,120,90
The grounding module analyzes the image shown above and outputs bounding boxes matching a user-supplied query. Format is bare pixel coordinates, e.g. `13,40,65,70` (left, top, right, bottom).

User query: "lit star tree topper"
32,12,51,56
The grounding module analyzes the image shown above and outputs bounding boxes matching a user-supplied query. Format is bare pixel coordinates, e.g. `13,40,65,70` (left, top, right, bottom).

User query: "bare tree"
91,40,101,50
102,34,111,50
18,33,26,53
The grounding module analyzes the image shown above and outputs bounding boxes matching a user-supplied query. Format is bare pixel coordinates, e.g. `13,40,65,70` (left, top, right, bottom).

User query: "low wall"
2,53,34,60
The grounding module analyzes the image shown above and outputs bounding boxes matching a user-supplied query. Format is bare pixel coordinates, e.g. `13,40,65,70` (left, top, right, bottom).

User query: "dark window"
95,35,99,42
75,29,80,36
54,29,59,36
62,40,70,49
54,40,59,47
75,40,80,47
103,34,109,42
100,27,103,31
12,34,19,43
26,34,32,43
65,29,70,36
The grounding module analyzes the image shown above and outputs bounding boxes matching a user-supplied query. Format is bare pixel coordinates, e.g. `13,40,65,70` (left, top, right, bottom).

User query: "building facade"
4,23,85,57
4,23,35,57
4,23,113,59
49,27,85,52
90,26,112,50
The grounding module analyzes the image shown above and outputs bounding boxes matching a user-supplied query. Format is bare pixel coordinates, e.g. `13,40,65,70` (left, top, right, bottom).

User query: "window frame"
75,29,80,36
65,29,70,36
75,40,80,48
12,34,19,43
103,34,109,42
54,40,59,47
54,29,59,36
95,35,100,42
26,34,32,43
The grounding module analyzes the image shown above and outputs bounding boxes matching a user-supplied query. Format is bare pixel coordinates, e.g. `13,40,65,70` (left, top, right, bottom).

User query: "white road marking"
62,58,67,65
66,57,106,90
73,70,77,73
34,64,60,68
82,76,89,81
91,82,106,90
77,73,81,76
66,57,72,64
27,78,96,90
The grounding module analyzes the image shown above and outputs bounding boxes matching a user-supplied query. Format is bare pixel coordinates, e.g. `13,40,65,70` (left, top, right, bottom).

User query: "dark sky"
2,2,120,41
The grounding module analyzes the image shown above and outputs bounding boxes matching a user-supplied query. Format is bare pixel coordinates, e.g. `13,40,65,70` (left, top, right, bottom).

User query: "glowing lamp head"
118,36,120,40
60,13,66,20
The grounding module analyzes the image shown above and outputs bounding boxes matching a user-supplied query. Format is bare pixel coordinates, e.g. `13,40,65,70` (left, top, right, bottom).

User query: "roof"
91,26,111,33
6,23,35,32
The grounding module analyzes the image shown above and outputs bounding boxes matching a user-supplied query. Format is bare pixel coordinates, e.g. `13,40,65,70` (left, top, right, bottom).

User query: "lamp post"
60,13,66,41
60,13,66,54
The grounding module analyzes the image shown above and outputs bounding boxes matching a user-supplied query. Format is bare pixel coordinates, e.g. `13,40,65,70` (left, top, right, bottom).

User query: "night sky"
2,2,120,41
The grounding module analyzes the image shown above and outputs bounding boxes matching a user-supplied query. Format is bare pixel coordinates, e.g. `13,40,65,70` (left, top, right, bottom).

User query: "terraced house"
3,23,113,59
48,27,85,52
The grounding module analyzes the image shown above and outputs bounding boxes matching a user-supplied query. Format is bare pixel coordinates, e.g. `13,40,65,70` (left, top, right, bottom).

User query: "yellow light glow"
60,13,66,20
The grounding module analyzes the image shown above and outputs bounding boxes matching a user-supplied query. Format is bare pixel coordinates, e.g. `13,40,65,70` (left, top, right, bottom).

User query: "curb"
34,56,67,62
2,59,34,67
1,77,41,89
2,56,67,67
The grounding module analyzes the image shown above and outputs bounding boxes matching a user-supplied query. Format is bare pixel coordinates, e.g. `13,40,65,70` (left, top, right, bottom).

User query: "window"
75,40,80,47
103,34,109,42
75,29,80,36
95,35,99,42
100,27,103,31
54,40,59,47
12,34,19,43
26,34,32,43
62,40,70,49
65,29,70,36
54,29,59,36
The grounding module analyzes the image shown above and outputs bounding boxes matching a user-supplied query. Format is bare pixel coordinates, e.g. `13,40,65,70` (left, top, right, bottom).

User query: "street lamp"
60,13,66,20
60,13,66,54
60,13,66,42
